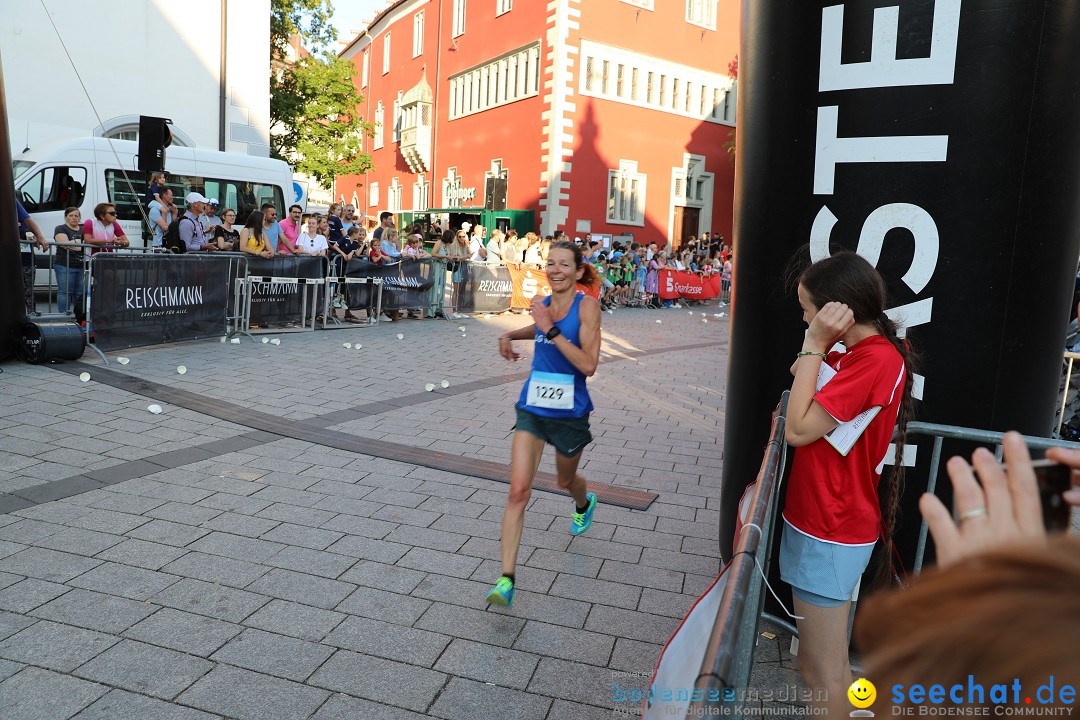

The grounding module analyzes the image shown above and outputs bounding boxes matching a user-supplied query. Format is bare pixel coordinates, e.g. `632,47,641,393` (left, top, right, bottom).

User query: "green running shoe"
571,492,597,536
486,575,515,607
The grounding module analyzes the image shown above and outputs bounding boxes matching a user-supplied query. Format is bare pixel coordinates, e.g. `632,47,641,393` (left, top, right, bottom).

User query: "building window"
389,178,402,212
497,0,512,15
393,91,403,143
608,160,646,227
453,0,466,38
579,40,735,124
383,32,391,74
370,182,380,207
374,101,384,148
448,41,541,120
686,0,717,30
620,0,654,8
413,11,424,57
362,50,369,88
413,177,429,209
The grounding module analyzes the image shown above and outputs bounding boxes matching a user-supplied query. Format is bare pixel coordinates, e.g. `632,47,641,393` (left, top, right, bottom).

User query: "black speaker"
137,116,173,173
485,177,507,211
20,317,85,364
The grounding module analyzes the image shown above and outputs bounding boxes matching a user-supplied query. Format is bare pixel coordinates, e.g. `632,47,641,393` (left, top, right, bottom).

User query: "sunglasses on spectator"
104,211,117,216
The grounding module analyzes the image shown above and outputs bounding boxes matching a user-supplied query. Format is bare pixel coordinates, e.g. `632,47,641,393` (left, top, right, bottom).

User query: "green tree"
270,0,373,188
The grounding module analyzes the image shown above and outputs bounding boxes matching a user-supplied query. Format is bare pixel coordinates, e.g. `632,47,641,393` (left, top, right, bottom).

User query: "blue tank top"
517,292,593,418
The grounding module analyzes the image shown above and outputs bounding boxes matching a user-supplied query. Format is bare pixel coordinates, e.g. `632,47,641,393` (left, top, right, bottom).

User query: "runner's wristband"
796,351,827,359
545,326,562,341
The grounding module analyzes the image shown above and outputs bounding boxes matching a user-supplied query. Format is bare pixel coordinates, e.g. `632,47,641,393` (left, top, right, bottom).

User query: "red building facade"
335,0,739,248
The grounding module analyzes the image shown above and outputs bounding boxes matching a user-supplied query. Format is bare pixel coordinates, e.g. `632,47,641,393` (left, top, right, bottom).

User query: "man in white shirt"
485,229,505,264
467,223,487,261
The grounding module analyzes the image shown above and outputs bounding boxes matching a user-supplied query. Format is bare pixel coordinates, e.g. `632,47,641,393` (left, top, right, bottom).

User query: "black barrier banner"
343,259,434,311
246,256,324,325
89,254,230,351
720,0,1080,576
459,263,512,313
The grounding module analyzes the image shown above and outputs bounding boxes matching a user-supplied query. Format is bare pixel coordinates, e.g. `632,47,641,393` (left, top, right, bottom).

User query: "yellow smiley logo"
848,678,877,709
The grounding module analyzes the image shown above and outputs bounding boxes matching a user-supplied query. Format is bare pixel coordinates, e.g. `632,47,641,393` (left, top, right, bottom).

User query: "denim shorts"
779,521,875,607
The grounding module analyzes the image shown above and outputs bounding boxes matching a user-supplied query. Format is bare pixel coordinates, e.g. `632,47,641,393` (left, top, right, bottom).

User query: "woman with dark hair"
213,208,240,251
782,250,915,718
487,241,602,608
52,206,86,322
82,202,129,253
240,210,273,258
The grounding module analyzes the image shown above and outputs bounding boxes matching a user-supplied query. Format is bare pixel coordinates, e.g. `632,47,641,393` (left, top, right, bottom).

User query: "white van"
13,136,293,277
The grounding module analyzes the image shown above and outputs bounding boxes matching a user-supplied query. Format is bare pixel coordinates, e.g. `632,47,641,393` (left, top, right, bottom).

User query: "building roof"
402,71,433,105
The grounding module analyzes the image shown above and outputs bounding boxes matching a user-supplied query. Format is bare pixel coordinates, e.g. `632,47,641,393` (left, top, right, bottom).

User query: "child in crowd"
145,172,166,206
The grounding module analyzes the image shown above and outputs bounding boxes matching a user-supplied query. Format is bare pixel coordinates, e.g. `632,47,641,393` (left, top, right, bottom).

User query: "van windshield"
12,160,33,180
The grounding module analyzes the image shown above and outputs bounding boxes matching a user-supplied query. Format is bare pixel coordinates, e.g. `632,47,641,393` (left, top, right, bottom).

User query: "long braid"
871,312,917,589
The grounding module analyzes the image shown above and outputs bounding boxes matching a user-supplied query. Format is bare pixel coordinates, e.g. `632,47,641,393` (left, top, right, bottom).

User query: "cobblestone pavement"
0,302,803,719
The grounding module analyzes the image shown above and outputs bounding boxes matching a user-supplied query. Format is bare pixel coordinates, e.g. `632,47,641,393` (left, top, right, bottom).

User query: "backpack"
164,215,195,254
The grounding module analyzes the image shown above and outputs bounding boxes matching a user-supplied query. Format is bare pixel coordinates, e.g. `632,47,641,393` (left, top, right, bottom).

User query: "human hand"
1044,446,1080,507
498,336,520,361
35,234,49,251
804,302,854,352
919,432,1047,568
530,298,552,333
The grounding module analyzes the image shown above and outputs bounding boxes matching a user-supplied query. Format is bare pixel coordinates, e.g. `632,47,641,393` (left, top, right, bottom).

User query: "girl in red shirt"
782,251,916,718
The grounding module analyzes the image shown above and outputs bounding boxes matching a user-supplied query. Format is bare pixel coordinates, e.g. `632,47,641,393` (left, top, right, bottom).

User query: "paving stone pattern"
0,304,806,719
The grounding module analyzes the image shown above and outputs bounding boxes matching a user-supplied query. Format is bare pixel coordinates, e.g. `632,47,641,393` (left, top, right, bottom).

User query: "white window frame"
620,0,654,9
441,167,459,207
686,0,717,31
370,182,380,207
448,41,541,120
607,160,647,227
388,178,403,213
393,91,403,143
496,0,512,15
413,177,430,210
374,101,385,149
413,11,424,57
452,0,466,38
362,50,370,88
383,32,391,74
578,40,735,125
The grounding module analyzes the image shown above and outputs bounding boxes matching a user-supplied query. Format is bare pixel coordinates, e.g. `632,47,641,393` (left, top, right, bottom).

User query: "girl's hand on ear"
805,302,854,352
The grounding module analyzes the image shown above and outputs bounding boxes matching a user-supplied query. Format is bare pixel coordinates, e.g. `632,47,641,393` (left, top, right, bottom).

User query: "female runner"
782,251,915,717
487,240,602,608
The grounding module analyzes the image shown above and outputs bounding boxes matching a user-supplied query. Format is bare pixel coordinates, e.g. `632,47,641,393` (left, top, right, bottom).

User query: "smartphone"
1030,459,1073,531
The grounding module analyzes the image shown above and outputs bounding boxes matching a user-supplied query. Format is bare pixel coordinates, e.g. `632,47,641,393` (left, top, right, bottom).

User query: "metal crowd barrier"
85,251,250,363
20,238,167,320
689,391,789,717
242,255,327,335
905,421,1080,573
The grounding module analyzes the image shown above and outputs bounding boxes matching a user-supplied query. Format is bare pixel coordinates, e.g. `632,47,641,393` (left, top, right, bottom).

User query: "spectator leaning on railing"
180,193,216,252
52,206,86,322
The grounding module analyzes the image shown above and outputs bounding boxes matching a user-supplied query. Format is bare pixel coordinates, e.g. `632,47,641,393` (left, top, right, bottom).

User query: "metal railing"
1057,350,1080,437
688,391,789,717
906,421,1080,573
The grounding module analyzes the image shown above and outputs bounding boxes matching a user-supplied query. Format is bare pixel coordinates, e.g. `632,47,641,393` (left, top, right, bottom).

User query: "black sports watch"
545,326,562,341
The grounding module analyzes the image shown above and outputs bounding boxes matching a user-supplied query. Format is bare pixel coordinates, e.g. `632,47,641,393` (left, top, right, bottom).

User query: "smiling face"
546,247,584,292
848,679,876,709
797,283,820,326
